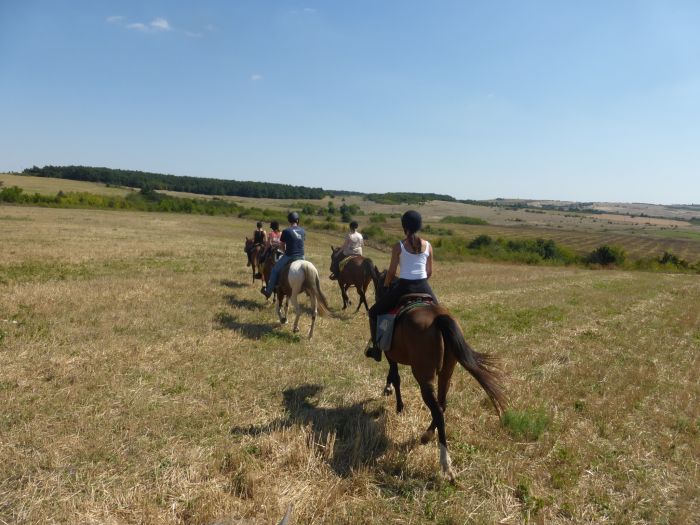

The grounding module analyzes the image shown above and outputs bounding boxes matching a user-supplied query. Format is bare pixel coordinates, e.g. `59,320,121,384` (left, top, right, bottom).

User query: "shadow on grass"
216,312,300,342
231,384,388,477
220,279,247,289
225,295,266,311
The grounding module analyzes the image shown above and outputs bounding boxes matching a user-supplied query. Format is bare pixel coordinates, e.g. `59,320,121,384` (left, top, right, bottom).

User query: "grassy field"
1,204,698,524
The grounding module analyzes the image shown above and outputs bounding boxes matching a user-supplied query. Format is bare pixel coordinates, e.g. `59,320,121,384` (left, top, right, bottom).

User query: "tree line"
22,166,326,200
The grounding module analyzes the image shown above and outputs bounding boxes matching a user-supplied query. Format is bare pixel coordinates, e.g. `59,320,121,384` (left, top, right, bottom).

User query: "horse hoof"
420,430,434,445
383,385,393,396
396,402,404,413
293,327,300,333
280,318,287,324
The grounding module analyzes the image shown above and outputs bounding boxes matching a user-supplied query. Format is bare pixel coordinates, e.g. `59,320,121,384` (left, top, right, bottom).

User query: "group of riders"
244,209,437,361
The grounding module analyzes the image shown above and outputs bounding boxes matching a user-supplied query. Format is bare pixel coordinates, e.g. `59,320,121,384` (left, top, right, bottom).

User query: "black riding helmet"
270,220,279,230
256,221,263,228
287,211,300,224
401,210,422,233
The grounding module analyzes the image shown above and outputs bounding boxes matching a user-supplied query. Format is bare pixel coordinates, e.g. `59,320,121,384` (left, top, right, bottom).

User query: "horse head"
244,237,253,252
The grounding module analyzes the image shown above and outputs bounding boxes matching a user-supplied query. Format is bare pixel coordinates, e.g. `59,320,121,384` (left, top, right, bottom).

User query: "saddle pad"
339,255,359,273
378,298,433,352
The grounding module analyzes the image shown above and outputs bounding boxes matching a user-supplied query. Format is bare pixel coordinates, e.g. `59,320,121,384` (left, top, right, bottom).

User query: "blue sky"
1,1,699,203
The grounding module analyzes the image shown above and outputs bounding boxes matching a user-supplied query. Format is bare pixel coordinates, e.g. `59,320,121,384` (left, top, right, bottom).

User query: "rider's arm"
341,233,351,252
426,241,433,279
384,242,401,287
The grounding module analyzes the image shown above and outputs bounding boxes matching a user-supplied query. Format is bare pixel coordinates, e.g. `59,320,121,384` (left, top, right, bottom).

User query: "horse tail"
303,262,332,317
361,257,377,283
436,314,507,416
363,258,381,294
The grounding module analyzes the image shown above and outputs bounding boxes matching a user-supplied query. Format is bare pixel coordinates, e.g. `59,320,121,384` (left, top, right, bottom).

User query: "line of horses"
243,237,506,481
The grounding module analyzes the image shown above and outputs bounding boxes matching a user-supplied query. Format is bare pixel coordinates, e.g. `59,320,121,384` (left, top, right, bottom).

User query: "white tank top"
399,240,430,280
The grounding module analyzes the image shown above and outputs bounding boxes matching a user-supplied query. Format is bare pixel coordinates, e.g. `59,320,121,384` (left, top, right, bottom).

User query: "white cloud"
106,15,125,24
185,31,203,38
150,18,172,31
251,74,263,81
303,7,317,13
127,22,148,32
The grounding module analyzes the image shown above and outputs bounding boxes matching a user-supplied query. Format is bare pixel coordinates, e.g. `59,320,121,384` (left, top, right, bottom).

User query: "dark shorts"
369,278,437,319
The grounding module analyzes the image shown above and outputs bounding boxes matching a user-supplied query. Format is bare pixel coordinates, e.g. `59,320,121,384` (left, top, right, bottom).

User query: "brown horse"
371,270,507,481
244,238,264,284
330,246,377,312
260,248,283,296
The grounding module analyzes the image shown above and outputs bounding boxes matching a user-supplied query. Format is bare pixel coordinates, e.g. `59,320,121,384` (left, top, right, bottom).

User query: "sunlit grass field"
1,205,698,524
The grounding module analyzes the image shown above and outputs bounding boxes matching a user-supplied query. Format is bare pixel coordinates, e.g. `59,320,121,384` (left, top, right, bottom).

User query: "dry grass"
1,205,699,524
0,174,134,198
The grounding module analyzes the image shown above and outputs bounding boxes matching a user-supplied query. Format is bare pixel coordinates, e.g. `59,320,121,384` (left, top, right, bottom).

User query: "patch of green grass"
502,408,550,441
515,477,549,517
0,215,33,221
440,215,488,225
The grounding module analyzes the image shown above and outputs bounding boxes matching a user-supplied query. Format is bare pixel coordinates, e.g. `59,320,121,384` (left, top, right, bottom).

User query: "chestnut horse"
330,246,377,312
274,260,332,339
244,238,264,284
261,248,283,295
371,270,507,481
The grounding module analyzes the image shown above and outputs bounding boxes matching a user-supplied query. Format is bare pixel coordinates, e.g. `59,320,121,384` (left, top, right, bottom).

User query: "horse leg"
291,292,302,333
276,292,287,324
355,287,366,313
438,351,457,413
343,283,352,308
419,383,455,481
307,289,317,339
338,281,348,310
384,359,404,413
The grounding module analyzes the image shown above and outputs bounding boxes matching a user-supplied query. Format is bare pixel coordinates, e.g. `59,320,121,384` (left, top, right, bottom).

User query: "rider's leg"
263,254,290,297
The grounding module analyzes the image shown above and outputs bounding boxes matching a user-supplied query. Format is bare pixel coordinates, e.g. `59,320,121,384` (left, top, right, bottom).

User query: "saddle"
338,255,360,274
377,294,435,352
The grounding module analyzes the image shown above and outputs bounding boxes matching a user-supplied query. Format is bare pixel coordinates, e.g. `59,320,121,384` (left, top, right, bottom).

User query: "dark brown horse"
330,246,377,312
371,270,507,481
260,248,283,296
244,238,264,284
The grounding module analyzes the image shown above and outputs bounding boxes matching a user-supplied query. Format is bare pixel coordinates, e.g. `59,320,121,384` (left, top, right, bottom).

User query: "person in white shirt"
330,221,364,279
365,210,438,361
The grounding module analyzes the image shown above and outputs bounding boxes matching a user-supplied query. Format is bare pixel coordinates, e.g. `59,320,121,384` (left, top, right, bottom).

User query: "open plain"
1,204,699,524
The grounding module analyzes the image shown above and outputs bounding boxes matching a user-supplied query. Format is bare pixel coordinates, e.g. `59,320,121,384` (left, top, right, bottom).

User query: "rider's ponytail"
407,231,422,253
401,210,423,254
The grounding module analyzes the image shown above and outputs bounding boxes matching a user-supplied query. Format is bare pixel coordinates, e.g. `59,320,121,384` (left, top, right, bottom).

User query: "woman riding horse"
246,221,267,266
330,220,364,280
365,210,437,361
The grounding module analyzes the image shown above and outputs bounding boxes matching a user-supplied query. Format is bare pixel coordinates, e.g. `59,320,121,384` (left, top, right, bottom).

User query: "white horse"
275,260,331,339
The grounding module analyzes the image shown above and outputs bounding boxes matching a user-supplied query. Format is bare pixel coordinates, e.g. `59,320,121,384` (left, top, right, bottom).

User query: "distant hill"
19,166,457,204
22,165,326,200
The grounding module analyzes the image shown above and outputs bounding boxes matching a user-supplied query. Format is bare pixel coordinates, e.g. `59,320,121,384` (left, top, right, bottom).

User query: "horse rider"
330,220,364,280
365,210,438,361
246,221,267,266
261,212,305,299
260,220,283,263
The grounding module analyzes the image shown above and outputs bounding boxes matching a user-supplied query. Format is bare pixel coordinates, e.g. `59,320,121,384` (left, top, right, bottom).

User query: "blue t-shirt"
281,226,305,257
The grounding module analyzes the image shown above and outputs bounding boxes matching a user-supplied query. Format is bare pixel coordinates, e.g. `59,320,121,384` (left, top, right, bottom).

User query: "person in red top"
260,220,283,263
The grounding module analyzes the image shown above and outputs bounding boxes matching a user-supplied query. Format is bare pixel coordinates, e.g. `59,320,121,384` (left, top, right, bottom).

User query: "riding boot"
365,316,381,362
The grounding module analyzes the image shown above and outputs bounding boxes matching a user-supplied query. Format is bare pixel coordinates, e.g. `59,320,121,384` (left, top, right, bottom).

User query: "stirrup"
364,342,382,362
